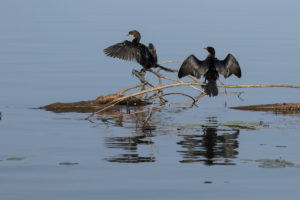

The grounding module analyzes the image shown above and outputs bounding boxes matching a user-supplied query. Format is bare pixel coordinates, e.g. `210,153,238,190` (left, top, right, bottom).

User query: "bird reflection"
177,118,239,165
104,135,155,163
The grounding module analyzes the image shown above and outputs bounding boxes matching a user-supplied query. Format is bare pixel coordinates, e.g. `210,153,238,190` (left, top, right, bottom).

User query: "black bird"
104,30,173,73
178,46,241,97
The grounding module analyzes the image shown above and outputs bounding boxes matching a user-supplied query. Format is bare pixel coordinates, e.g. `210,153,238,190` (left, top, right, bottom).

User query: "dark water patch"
104,135,155,163
105,154,155,163
105,135,153,151
177,125,239,165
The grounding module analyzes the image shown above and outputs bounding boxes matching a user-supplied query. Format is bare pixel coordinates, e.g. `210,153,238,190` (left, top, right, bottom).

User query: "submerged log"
231,103,300,114
40,93,150,113
41,100,103,113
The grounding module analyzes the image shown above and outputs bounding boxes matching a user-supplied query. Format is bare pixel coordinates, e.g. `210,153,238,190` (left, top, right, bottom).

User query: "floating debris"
231,103,300,114
59,162,79,166
275,145,288,148
6,157,24,161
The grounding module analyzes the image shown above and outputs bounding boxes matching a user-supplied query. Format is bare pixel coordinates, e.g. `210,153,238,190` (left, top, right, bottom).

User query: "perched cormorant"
178,47,241,97
104,30,173,72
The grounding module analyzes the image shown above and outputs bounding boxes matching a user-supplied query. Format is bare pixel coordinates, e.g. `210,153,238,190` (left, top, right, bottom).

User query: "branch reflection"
104,135,155,163
177,118,239,165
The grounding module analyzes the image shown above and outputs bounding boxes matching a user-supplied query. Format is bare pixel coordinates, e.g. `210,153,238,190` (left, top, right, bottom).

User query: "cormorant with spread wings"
178,46,241,97
104,30,173,72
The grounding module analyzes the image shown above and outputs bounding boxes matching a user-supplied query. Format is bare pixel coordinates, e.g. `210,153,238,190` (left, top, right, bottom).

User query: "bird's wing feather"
178,55,209,79
215,54,241,78
147,43,157,63
104,40,145,63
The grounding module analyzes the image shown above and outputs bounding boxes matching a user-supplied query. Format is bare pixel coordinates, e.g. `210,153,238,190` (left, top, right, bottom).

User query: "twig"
162,92,196,106
187,75,200,83
193,93,207,104
132,69,165,102
158,60,183,65
148,69,205,93
119,84,144,95
95,102,179,122
143,99,155,124
123,102,178,117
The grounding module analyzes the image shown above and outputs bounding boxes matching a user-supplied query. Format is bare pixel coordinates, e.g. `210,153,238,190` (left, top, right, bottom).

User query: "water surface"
1,1,300,199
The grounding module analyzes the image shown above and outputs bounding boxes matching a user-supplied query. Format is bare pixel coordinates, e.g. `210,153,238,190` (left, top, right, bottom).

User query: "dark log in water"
231,103,300,114
39,93,150,113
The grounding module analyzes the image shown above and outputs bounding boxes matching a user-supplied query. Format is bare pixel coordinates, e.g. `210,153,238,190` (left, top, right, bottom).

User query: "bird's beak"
126,34,130,37
204,47,207,50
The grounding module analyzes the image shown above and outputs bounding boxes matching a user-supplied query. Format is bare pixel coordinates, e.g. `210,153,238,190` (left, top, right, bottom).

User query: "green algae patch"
200,123,219,127
221,121,259,130
242,158,300,168
180,121,263,130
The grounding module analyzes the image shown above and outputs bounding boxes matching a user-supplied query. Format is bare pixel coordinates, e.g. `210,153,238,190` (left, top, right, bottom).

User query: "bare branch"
162,92,196,106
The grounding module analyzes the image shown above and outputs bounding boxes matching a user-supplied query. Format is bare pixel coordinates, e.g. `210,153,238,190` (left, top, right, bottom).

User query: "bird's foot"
132,69,146,83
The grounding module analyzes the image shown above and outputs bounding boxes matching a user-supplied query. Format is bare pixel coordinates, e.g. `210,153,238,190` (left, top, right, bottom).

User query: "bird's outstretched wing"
104,40,146,63
215,54,241,78
178,55,210,79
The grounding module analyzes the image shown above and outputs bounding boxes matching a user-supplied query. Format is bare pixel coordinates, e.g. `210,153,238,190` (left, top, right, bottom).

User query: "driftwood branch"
93,82,300,116
217,84,300,88
41,59,300,123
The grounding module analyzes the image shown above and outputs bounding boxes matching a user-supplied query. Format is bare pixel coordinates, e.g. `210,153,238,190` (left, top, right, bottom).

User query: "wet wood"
231,103,300,114
40,94,150,113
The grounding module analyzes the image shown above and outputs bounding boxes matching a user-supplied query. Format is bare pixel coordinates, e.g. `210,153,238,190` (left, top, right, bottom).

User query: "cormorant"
178,46,241,97
104,30,173,72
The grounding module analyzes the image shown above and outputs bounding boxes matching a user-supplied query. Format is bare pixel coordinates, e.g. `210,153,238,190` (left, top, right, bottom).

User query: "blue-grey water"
1,0,300,199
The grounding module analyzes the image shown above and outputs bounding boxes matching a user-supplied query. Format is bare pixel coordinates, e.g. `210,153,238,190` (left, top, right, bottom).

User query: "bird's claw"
132,69,146,83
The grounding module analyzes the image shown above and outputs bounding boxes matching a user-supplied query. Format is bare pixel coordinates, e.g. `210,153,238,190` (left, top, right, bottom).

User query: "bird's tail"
156,65,175,72
205,81,218,97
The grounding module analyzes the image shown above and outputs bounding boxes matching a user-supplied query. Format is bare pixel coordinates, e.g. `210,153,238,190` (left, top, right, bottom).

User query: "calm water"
1,0,300,199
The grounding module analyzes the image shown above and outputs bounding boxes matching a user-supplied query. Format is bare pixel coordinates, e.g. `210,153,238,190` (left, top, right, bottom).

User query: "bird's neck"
207,54,215,59
132,37,140,44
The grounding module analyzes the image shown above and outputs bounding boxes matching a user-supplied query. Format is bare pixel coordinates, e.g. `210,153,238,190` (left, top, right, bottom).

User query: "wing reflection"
104,135,155,163
177,121,239,165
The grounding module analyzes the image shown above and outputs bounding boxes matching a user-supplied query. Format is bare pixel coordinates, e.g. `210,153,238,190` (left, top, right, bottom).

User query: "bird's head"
127,30,141,43
204,46,215,57
127,30,141,38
